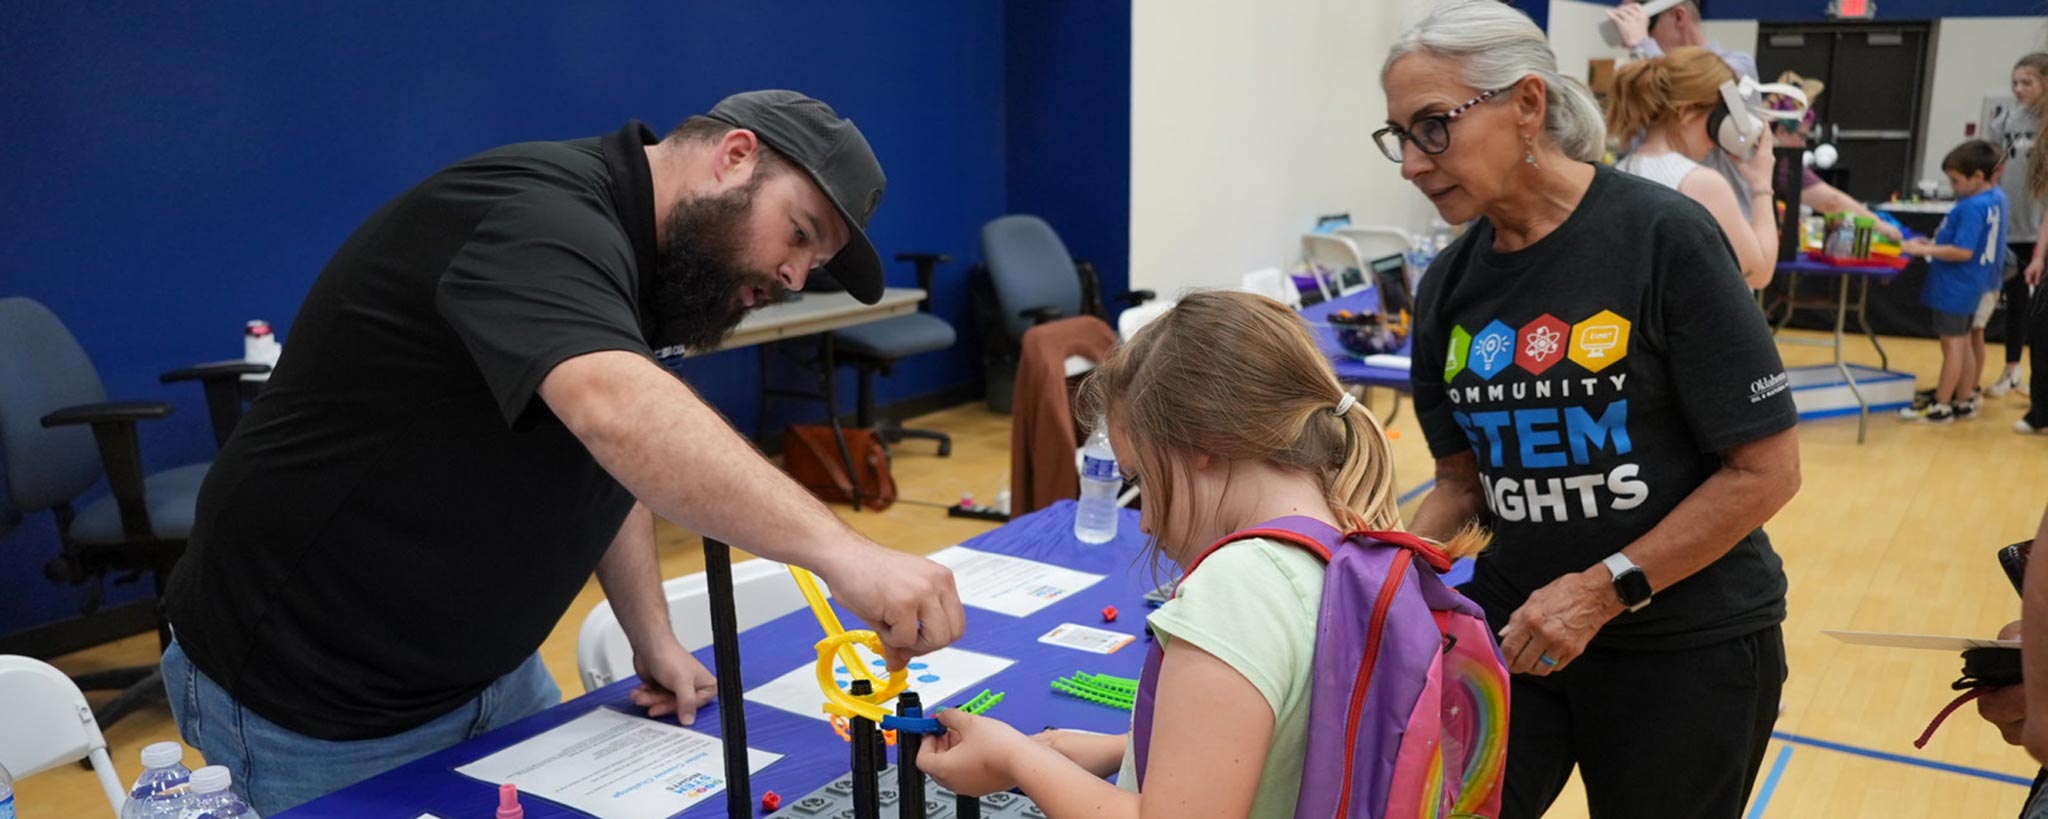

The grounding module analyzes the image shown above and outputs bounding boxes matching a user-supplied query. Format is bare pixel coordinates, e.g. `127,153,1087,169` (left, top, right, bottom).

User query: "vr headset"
1709,77,1811,158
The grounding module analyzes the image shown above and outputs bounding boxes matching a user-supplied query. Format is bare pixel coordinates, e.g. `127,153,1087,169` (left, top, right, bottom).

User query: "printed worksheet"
454,707,779,819
927,545,1105,617
746,646,1014,721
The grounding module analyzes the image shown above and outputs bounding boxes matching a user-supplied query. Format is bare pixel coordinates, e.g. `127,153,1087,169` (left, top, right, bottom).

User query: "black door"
1757,23,1933,203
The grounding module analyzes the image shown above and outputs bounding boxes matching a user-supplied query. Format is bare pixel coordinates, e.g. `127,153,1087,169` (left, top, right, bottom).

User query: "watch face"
1616,569,1654,607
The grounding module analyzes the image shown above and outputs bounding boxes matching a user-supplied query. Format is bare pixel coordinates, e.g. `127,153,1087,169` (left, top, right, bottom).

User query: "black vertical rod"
956,793,981,819
850,680,881,819
895,693,927,819
703,537,751,819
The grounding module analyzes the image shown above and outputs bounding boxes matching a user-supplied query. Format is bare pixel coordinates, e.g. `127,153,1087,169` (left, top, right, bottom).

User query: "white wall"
1128,0,1436,296
1921,18,2048,185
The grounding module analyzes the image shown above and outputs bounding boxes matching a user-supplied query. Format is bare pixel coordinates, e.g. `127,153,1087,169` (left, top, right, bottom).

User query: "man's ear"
711,128,764,184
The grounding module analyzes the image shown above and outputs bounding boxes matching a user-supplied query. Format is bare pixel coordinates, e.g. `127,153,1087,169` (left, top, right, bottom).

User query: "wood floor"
17,329,2048,818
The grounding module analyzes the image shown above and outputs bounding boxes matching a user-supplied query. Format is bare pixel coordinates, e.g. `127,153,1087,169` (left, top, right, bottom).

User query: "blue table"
1300,291,1413,423
279,502,1156,819
1769,253,1908,443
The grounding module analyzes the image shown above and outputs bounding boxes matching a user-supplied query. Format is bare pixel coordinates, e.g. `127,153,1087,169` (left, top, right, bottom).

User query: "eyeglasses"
1373,86,1512,163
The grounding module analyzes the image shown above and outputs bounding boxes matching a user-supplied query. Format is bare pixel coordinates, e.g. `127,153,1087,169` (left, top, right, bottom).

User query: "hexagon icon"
1568,310,1633,373
1467,320,1517,381
1516,314,1570,375
1444,325,1471,382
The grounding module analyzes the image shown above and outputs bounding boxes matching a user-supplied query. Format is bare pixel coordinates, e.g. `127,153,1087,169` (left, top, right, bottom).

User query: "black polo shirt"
165,122,667,740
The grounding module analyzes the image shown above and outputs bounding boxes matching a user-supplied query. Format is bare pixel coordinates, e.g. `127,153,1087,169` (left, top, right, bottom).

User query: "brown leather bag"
782,425,897,511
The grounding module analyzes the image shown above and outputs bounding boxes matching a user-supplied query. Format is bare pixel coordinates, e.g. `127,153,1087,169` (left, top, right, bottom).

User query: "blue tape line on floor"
1397,478,1436,505
1745,745,1793,819
1771,730,2032,787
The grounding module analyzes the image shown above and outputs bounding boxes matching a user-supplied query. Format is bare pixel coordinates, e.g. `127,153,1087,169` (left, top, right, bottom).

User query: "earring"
1523,132,1540,168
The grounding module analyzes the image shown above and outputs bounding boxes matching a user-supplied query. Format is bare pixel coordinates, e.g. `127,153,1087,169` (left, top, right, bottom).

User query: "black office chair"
0,297,266,728
824,253,959,457
972,215,1153,412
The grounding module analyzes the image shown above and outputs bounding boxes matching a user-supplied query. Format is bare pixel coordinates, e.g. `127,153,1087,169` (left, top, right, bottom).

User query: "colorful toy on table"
957,688,1006,716
1811,211,1909,270
1051,671,1139,710
786,565,945,735
1326,309,1409,358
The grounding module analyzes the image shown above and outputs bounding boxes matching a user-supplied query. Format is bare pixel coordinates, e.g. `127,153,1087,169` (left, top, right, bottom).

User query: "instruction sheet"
454,707,780,819
928,545,1105,617
747,646,1014,721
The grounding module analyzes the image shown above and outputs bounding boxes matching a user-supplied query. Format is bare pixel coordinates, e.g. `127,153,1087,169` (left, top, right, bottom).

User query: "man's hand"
2028,257,2044,288
629,644,719,726
1498,568,1625,676
1606,4,1652,48
818,541,966,669
1980,621,2028,746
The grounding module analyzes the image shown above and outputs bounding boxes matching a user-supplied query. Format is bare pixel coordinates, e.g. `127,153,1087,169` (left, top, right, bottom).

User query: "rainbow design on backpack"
1442,648,1509,816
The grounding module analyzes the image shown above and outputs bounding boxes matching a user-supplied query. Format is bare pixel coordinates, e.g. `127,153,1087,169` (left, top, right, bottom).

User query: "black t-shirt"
164,123,666,740
1413,166,1798,651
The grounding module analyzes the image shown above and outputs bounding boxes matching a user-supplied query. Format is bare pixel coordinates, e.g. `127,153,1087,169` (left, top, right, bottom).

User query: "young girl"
1990,52,2048,398
914,290,1485,818
1607,47,1780,289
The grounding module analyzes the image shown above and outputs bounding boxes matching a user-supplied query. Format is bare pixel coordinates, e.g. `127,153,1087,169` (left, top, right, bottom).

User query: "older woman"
1381,3,1803,818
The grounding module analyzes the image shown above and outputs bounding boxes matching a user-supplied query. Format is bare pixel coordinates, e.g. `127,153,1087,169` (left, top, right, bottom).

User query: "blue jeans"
161,638,561,815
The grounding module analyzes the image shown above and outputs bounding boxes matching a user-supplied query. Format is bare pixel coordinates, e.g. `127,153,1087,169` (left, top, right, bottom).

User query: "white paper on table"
1823,629,2020,652
454,707,780,819
747,646,1015,721
1363,354,1411,371
926,545,1105,617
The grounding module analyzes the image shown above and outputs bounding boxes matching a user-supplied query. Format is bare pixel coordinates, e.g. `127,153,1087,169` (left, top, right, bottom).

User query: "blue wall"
1004,0,1133,306
0,2,1130,638
1703,0,2048,20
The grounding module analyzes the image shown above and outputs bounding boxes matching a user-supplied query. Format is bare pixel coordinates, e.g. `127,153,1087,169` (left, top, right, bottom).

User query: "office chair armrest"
160,360,272,384
895,252,954,310
162,360,271,448
41,402,171,540
1019,306,1066,325
1115,290,1157,307
40,401,174,428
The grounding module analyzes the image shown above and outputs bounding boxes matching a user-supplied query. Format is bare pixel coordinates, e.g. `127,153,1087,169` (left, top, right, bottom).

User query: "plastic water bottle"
1074,419,1120,545
178,766,259,819
1,759,16,819
123,742,194,819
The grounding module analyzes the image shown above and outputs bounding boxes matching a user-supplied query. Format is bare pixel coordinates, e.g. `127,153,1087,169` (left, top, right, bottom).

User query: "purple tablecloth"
1301,289,1413,390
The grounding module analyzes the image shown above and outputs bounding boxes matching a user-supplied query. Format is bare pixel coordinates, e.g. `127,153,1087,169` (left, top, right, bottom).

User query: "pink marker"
496,783,524,819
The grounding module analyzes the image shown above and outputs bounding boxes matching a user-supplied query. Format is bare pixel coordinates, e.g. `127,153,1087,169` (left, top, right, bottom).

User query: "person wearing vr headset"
1607,47,1781,289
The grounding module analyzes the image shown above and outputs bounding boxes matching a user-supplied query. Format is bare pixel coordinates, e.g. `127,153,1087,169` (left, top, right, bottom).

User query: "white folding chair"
1116,299,1174,340
1300,234,1371,298
575,558,813,693
0,655,127,815
1332,226,1412,271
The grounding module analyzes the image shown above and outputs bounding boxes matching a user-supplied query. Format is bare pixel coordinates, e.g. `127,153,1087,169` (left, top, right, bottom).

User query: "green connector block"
1051,677,1136,710
1073,672,1138,694
958,688,1007,715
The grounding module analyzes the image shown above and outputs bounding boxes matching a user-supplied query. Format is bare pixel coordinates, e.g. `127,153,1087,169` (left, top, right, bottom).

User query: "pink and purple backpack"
1132,516,1510,819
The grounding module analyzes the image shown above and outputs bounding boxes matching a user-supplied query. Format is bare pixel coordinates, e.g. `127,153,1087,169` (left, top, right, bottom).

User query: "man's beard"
649,182,789,353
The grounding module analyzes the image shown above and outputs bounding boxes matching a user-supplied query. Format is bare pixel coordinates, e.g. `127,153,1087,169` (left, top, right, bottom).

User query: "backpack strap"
1181,521,1455,584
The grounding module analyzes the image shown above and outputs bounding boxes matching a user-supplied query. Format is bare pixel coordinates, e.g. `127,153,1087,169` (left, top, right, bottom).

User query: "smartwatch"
1602,552,1653,612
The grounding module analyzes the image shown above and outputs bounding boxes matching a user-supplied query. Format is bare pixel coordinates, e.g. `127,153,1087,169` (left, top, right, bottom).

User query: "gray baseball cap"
707,90,887,304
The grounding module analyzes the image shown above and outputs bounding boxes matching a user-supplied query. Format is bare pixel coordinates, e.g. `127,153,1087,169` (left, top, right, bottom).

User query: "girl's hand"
2028,257,2044,287
918,709,1041,796
1739,127,1778,192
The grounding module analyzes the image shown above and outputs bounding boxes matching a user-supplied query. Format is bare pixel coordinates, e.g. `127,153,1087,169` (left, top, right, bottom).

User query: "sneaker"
1955,400,1979,421
2019,418,2048,435
1990,371,2026,397
1900,403,1956,423
1908,388,1937,411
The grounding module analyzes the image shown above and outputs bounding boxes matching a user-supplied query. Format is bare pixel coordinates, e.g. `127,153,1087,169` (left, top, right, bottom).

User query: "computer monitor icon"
1580,324,1620,358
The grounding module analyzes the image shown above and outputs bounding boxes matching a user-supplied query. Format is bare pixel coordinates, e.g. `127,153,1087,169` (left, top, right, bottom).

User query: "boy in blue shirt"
1902,139,2009,423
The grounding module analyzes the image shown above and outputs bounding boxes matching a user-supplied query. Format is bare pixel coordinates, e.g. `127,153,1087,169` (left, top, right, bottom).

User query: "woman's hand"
1739,127,1778,193
2028,257,2044,287
1604,4,1652,48
918,709,1048,797
1496,569,1625,676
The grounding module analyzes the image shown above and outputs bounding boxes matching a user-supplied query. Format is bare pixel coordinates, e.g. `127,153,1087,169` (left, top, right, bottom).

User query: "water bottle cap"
140,741,183,769
189,765,231,794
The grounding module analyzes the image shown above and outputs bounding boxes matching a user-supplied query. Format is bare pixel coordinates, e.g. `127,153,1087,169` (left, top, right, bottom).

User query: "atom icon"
1524,326,1562,361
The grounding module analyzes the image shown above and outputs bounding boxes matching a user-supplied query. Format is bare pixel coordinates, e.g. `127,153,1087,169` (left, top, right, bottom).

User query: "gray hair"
1382,0,1607,163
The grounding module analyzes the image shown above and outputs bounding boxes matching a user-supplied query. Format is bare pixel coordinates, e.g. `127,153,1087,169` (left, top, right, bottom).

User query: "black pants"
1493,625,1787,819
2008,243,2033,366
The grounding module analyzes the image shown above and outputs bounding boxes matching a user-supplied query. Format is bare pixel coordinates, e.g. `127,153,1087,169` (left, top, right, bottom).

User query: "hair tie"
1332,393,1358,416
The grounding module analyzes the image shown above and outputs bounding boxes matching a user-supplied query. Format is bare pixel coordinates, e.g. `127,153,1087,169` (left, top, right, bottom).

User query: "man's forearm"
596,502,678,656
546,351,866,580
